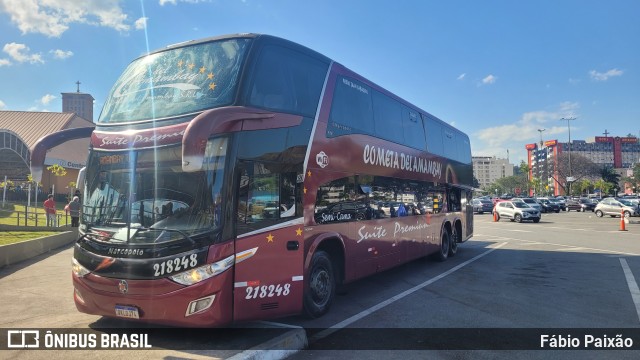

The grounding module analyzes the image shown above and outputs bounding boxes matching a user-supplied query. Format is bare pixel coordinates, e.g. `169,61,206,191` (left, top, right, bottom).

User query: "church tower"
61,80,94,122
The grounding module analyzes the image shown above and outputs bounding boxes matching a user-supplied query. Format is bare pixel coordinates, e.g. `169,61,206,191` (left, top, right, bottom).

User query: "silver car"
494,200,541,223
594,197,639,218
512,197,542,212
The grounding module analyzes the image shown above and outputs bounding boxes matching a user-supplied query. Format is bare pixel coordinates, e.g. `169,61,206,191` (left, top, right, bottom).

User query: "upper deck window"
246,45,329,118
99,38,251,123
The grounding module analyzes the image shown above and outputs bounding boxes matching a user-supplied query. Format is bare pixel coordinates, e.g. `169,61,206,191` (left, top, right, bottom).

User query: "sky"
0,0,638,165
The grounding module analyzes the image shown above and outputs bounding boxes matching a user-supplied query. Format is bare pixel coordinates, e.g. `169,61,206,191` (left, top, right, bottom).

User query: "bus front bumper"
72,271,234,327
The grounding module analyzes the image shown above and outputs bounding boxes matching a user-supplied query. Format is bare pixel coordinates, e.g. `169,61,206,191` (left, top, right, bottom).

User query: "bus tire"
304,250,336,318
435,230,450,262
449,226,459,257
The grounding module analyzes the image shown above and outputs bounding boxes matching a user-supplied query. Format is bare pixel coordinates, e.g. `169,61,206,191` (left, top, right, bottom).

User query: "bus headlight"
72,258,90,277
170,255,234,286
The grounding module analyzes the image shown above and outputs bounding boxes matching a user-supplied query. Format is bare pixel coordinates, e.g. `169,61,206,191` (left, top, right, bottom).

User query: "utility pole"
560,117,577,196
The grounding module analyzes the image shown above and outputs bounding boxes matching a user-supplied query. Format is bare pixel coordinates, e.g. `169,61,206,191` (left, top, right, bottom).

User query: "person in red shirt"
43,194,57,227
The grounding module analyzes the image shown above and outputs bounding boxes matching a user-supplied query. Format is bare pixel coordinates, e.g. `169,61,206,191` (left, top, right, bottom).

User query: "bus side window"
236,161,300,235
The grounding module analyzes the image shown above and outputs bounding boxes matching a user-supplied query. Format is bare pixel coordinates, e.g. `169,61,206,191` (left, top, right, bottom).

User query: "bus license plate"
115,305,139,319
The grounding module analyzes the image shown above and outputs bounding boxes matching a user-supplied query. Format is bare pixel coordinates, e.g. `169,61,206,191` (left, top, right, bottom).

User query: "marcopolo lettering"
107,248,145,256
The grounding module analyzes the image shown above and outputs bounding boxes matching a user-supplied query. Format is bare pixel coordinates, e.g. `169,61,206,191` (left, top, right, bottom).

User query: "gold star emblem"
307,170,312,177
266,233,274,243
295,228,302,236
199,66,206,74
178,60,184,67
303,187,307,194
188,63,195,70
207,72,214,80
209,82,216,90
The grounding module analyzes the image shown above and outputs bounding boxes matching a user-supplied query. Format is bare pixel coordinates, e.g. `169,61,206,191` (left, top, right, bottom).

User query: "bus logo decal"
118,280,128,294
316,151,329,168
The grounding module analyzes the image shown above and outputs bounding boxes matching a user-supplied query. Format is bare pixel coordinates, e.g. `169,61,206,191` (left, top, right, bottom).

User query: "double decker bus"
31,34,473,327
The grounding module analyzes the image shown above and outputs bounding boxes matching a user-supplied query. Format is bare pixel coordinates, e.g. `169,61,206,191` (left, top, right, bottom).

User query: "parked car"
512,197,542,212
565,198,595,212
594,198,639,218
537,198,561,213
494,200,541,223
578,198,596,212
553,196,567,210
547,198,565,211
472,198,494,214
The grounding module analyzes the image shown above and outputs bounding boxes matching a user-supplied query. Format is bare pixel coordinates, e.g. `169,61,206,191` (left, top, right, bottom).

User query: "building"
525,134,640,196
61,81,95,122
0,111,93,196
472,156,514,189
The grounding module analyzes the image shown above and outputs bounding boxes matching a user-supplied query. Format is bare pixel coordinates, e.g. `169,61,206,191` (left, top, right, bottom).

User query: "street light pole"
560,117,577,196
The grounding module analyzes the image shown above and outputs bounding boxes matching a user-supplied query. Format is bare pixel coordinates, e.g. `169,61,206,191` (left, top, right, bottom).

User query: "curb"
0,230,77,267
226,323,308,360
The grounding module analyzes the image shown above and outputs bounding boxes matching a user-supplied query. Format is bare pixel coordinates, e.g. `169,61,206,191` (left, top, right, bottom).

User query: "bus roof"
137,33,465,140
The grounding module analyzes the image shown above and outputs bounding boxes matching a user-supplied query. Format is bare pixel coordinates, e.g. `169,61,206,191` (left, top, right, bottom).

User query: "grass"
0,202,68,227
0,231,59,246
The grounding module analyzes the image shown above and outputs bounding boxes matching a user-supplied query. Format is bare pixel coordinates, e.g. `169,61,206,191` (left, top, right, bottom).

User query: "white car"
494,200,541,223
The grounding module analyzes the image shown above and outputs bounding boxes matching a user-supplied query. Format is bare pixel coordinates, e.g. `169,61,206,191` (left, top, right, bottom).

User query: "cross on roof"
76,81,81,93
603,129,610,137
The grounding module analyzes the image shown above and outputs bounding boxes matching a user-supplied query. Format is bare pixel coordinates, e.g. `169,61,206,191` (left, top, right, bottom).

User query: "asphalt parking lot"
2,210,640,359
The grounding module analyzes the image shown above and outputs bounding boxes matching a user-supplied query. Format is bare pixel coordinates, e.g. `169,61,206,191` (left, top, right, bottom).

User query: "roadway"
2,211,640,359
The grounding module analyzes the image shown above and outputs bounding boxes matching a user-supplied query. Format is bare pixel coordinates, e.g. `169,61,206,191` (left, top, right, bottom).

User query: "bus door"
233,160,304,322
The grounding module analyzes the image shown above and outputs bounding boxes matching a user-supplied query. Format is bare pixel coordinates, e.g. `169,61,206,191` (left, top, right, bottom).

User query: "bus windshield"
82,138,227,244
99,38,251,123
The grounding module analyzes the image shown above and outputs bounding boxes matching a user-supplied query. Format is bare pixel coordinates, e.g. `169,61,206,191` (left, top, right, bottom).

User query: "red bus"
31,33,473,327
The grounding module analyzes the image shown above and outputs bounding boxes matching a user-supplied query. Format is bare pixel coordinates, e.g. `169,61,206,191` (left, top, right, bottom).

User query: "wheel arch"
305,232,346,285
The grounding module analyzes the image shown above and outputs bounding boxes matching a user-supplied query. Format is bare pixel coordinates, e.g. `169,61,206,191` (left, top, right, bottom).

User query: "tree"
630,163,640,194
600,167,621,196
472,176,480,189
551,153,599,195
594,179,612,197
495,175,529,196
574,178,593,196
47,164,67,177
519,160,530,175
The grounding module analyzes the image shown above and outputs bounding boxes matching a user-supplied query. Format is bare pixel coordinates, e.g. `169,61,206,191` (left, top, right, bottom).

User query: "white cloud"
134,17,148,30
0,0,130,37
481,74,497,85
0,99,6,109
41,94,56,105
589,68,623,81
457,73,466,80
50,49,73,59
472,103,580,162
0,58,10,66
159,0,209,5
2,42,44,64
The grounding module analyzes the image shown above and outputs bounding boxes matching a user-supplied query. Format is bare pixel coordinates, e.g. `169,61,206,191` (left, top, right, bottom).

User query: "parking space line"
471,236,640,257
309,242,509,343
619,258,640,323
554,247,588,252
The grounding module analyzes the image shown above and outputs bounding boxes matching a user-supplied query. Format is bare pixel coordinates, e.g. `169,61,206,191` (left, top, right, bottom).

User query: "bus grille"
261,302,279,311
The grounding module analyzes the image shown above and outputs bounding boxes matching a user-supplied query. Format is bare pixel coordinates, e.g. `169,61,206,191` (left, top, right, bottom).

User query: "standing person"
68,196,81,227
44,194,57,227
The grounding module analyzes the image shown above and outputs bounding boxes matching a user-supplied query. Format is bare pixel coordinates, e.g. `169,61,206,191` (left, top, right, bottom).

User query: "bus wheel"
449,226,459,257
304,251,336,318
436,230,450,262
